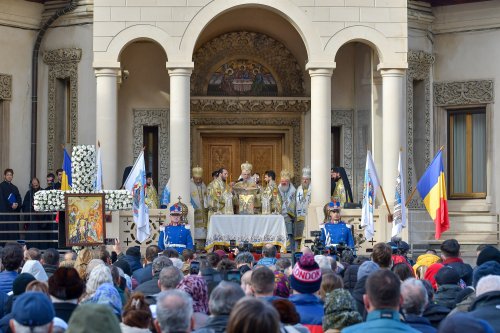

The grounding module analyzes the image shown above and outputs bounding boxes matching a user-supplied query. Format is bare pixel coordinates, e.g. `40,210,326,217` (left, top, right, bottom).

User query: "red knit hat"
290,253,322,294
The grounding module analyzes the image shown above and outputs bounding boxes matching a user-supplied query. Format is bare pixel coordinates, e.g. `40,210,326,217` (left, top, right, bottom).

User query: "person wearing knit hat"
433,266,462,309
357,261,379,281
438,312,495,333
477,246,500,266
352,261,380,319
289,254,323,326
473,260,500,288
48,267,85,322
323,288,362,332
67,304,121,333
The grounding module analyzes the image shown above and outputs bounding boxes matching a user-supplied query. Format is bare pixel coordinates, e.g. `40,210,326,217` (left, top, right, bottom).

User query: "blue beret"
12,291,54,326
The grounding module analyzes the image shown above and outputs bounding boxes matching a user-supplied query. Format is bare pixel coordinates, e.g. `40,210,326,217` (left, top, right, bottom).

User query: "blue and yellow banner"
416,150,449,239
61,148,72,191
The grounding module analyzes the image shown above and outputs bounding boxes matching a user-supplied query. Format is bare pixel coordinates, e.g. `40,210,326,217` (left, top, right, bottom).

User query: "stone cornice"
0,74,12,101
190,97,310,113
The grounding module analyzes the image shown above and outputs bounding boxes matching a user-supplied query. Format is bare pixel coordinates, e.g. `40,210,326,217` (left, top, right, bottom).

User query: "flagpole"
378,185,393,220
405,145,445,207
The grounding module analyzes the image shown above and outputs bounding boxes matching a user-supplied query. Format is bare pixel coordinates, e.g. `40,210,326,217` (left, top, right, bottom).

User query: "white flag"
94,143,103,191
392,151,406,237
124,151,150,243
361,151,381,240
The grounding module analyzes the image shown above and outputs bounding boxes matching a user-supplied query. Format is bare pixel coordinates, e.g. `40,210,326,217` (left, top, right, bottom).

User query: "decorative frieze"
191,97,310,113
44,48,81,172
331,110,353,187
407,50,434,208
0,74,12,101
434,80,494,106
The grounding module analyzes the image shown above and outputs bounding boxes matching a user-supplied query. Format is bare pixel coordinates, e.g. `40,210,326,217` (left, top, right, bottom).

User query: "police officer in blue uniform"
320,201,355,248
158,203,194,254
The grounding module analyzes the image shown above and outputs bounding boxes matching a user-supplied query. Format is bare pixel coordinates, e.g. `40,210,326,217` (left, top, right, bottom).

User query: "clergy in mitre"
232,161,260,214
295,166,311,244
190,166,208,240
278,169,296,245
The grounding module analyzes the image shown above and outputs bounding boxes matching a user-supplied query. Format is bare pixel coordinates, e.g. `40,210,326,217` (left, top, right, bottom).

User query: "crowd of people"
0,237,497,333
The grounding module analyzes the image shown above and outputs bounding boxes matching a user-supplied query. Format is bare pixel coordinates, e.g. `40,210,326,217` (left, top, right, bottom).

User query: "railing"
0,212,58,247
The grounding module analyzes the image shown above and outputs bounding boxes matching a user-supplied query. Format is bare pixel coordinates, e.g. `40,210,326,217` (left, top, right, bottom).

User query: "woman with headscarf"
177,275,209,329
21,260,48,282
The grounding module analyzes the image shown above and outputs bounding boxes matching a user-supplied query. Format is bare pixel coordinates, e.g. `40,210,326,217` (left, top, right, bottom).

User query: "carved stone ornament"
191,116,302,184
0,74,12,101
44,48,81,172
434,80,494,106
331,110,353,188
192,31,305,97
191,97,310,113
407,50,434,208
133,109,170,189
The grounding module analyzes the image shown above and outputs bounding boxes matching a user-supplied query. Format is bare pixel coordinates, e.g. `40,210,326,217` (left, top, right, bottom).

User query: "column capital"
305,61,336,71
166,61,194,76
94,67,120,78
308,67,334,77
379,68,406,77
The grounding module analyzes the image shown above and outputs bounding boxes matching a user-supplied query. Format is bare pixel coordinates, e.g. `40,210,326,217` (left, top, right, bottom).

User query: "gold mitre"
280,169,292,181
192,166,203,177
302,166,311,178
241,161,253,172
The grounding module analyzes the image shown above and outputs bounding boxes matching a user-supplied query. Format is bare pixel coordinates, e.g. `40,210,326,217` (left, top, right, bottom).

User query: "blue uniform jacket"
158,224,194,254
320,221,354,248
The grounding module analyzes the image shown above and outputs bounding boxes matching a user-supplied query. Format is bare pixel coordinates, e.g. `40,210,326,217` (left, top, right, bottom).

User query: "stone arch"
103,25,174,64
192,31,305,97
178,0,323,62
325,25,402,68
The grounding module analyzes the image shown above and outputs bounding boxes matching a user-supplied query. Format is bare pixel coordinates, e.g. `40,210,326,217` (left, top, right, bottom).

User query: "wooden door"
242,137,282,180
202,137,241,184
201,135,283,184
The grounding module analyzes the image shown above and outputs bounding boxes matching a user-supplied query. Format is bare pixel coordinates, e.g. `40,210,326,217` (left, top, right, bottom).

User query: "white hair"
86,264,112,295
476,275,500,297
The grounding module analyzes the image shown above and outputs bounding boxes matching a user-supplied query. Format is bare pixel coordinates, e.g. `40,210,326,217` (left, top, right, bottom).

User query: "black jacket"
192,315,229,333
422,302,450,328
352,274,368,319
469,290,500,331
343,264,359,293
434,284,462,309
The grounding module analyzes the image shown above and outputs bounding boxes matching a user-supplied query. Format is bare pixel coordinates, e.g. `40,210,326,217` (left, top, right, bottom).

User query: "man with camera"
319,201,354,249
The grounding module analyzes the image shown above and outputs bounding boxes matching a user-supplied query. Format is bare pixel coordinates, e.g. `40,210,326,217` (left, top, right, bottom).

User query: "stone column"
95,68,120,189
302,66,334,240
381,69,405,202
167,65,193,207
309,68,334,205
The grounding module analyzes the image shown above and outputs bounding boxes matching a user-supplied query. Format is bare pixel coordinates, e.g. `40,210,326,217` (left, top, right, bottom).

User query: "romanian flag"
416,150,449,239
61,148,72,191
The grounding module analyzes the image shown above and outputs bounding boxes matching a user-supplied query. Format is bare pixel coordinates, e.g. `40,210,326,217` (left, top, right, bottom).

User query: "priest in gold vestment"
295,166,311,242
190,166,208,240
262,170,282,214
207,168,228,219
232,161,260,214
145,172,159,209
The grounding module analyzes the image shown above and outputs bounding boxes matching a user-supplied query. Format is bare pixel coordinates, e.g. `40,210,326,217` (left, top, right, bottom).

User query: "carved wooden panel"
202,137,240,184
243,137,282,179
202,136,283,184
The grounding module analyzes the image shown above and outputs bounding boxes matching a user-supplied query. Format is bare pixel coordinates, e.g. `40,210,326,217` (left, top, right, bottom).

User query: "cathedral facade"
0,0,498,249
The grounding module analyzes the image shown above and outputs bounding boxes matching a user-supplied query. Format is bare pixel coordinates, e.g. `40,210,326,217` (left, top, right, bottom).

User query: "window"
448,108,486,198
331,126,341,167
